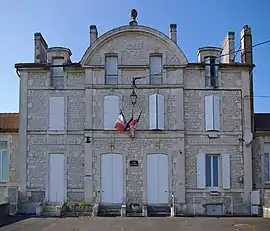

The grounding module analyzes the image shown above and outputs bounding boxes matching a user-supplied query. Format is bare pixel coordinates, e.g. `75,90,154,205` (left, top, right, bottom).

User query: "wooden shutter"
149,94,157,130
222,153,231,189
205,95,214,131
104,95,119,130
49,96,65,130
197,154,206,189
213,95,220,131
157,94,165,130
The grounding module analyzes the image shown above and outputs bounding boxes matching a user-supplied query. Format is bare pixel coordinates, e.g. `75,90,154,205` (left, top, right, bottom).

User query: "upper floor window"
149,93,164,130
150,55,162,84
0,142,7,181
204,95,220,131
49,96,65,130
105,56,118,84
264,153,270,183
104,95,119,130
205,57,218,88
51,58,64,87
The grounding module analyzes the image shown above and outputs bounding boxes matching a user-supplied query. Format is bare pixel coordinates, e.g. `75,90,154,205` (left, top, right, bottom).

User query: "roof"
0,113,19,132
254,113,270,131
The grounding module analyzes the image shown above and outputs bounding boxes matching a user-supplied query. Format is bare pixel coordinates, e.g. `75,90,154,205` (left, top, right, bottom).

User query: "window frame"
205,154,220,190
0,148,7,182
149,54,163,85
204,56,219,88
264,153,270,183
105,54,118,85
51,57,65,87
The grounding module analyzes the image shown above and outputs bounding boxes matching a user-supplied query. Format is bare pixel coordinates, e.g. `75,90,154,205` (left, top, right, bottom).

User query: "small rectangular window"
51,58,64,87
205,57,218,87
265,153,270,182
205,154,220,188
105,56,118,84
150,56,162,84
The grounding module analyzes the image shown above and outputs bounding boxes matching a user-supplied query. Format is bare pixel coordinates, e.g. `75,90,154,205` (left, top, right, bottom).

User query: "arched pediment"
81,25,188,66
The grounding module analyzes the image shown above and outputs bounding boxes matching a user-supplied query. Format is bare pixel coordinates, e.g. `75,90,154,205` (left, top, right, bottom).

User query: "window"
206,155,219,188
197,153,230,189
104,95,119,130
205,95,220,131
51,58,64,87
150,55,162,84
264,153,270,182
205,57,219,87
105,56,118,84
49,96,65,130
149,93,165,130
0,142,7,181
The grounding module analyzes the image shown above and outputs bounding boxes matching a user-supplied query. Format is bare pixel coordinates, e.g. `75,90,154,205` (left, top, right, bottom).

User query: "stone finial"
129,9,138,26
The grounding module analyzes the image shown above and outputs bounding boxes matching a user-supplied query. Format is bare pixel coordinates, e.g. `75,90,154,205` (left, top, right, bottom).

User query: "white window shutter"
149,94,157,130
213,95,220,131
222,153,231,189
104,95,119,130
197,154,206,189
49,96,65,130
205,95,214,131
157,94,165,130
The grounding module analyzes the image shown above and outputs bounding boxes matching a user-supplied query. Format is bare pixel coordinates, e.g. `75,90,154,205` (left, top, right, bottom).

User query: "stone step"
41,211,61,217
98,206,121,217
147,205,171,217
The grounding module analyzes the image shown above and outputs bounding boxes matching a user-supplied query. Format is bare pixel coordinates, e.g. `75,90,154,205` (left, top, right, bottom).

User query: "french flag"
126,110,142,138
114,110,127,132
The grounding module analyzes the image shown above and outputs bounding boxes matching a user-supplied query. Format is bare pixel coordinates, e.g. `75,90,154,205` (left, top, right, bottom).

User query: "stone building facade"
15,11,254,215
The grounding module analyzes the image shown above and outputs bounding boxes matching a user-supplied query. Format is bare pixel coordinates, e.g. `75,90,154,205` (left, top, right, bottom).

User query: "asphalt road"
0,216,270,231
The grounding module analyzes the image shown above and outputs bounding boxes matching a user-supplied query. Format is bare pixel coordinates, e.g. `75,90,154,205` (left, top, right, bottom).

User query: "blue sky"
0,0,269,112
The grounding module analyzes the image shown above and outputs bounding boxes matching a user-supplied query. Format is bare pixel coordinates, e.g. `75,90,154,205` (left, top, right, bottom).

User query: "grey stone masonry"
15,21,254,215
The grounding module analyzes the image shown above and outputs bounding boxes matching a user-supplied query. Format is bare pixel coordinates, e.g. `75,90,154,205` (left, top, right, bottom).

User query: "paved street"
0,217,270,231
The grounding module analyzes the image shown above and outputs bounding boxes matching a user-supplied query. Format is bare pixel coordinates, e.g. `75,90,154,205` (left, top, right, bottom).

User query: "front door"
147,154,169,204
101,154,123,204
49,154,65,203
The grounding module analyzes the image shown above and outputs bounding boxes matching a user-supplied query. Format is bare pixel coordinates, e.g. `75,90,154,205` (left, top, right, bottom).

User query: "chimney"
170,24,177,43
241,25,253,64
90,25,98,45
222,32,235,63
34,33,48,63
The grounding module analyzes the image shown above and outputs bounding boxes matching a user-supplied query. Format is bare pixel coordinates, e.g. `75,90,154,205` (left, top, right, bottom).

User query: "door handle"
165,191,167,192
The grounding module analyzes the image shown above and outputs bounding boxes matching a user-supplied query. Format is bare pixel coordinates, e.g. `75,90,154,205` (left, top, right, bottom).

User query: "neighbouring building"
0,113,19,212
14,10,255,216
253,113,270,217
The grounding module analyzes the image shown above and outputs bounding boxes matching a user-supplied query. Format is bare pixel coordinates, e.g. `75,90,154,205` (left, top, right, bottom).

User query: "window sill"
206,132,220,138
47,130,65,134
265,181,270,185
0,181,7,184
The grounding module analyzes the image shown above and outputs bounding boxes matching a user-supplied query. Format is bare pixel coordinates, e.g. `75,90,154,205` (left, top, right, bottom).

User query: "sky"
0,0,269,113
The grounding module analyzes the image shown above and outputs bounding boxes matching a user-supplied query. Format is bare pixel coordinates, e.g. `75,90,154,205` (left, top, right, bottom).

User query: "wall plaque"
129,160,139,167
